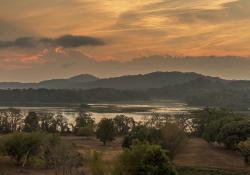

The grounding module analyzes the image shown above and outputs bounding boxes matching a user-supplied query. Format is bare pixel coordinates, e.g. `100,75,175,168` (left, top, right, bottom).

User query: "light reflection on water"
0,101,199,122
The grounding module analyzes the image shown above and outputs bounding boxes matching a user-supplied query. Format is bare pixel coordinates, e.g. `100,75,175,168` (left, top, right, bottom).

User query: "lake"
0,100,199,122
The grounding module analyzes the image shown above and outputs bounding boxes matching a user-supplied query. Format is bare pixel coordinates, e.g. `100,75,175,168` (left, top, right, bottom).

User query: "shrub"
238,139,250,165
1,132,43,167
217,120,250,149
114,144,177,175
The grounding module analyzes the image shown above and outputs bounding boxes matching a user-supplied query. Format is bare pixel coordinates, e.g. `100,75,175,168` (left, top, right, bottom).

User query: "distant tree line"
0,88,149,106
1,86,250,109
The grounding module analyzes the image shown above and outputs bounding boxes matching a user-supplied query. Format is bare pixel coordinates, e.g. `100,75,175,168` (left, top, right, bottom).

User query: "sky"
0,0,250,81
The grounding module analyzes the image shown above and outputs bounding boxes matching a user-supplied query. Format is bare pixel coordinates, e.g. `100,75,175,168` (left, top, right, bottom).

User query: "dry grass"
63,136,123,162
174,138,250,174
1,136,250,175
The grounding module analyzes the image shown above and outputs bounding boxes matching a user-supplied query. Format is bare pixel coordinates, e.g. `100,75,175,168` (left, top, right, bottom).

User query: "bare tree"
0,108,23,133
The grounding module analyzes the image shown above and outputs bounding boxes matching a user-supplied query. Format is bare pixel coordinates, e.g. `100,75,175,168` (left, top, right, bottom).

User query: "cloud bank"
0,35,105,48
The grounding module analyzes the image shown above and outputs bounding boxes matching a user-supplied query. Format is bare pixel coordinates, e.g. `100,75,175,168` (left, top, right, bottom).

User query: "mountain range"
1,71,250,109
0,72,204,90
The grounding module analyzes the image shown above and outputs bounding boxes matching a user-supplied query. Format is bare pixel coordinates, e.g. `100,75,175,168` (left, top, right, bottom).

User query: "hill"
1,71,250,109
0,72,203,90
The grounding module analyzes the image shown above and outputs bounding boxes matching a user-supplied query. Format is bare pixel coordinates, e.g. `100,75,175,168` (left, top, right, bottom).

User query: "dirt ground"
1,137,250,175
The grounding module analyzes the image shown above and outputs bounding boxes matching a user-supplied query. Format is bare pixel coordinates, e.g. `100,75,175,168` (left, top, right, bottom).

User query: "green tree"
238,139,250,165
122,125,162,148
191,108,234,137
113,115,135,136
1,132,43,167
114,144,177,175
23,112,40,132
96,118,115,145
217,120,250,149
74,111,95,135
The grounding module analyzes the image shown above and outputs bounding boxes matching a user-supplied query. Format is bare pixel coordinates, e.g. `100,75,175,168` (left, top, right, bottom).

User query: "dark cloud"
0,35,105,48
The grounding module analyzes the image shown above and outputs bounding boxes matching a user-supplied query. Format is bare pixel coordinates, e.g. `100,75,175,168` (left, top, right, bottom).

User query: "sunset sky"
0,0,250,81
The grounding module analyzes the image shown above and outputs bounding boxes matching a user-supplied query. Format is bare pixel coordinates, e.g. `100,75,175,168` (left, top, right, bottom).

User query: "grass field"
0,137,249,175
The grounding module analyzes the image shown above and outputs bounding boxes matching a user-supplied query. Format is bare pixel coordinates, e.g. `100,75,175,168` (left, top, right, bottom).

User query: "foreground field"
174,138,250,174
0,137,249,175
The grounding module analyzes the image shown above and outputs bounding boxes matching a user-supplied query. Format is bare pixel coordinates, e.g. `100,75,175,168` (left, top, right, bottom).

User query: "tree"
96,118,115,145
54,114,70,134
23,112,40,132
0,108,23,133
114,144,177,175
191,108,234,137
39,113,57,133
202,116,243,143
161,123,186,159
238,139,250,165
74,111,95,135
143,113,172,129
1,132,43,167
113,115,135,136
122,125,162,148
217,120,250,149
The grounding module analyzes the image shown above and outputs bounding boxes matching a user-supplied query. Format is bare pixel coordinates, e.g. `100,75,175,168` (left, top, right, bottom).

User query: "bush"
238,139,250,165
1,132,43,167
114,144,177,175
217,120,250,149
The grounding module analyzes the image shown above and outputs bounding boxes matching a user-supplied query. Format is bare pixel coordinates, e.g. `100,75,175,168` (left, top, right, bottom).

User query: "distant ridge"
0,71,203,90
1,71,250,109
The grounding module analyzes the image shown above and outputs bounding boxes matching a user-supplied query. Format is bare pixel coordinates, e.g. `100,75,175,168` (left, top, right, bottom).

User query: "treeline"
186,89,250,109
0,108,135,137
148,77,250,109
0,88,149,106
2,78,250,110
